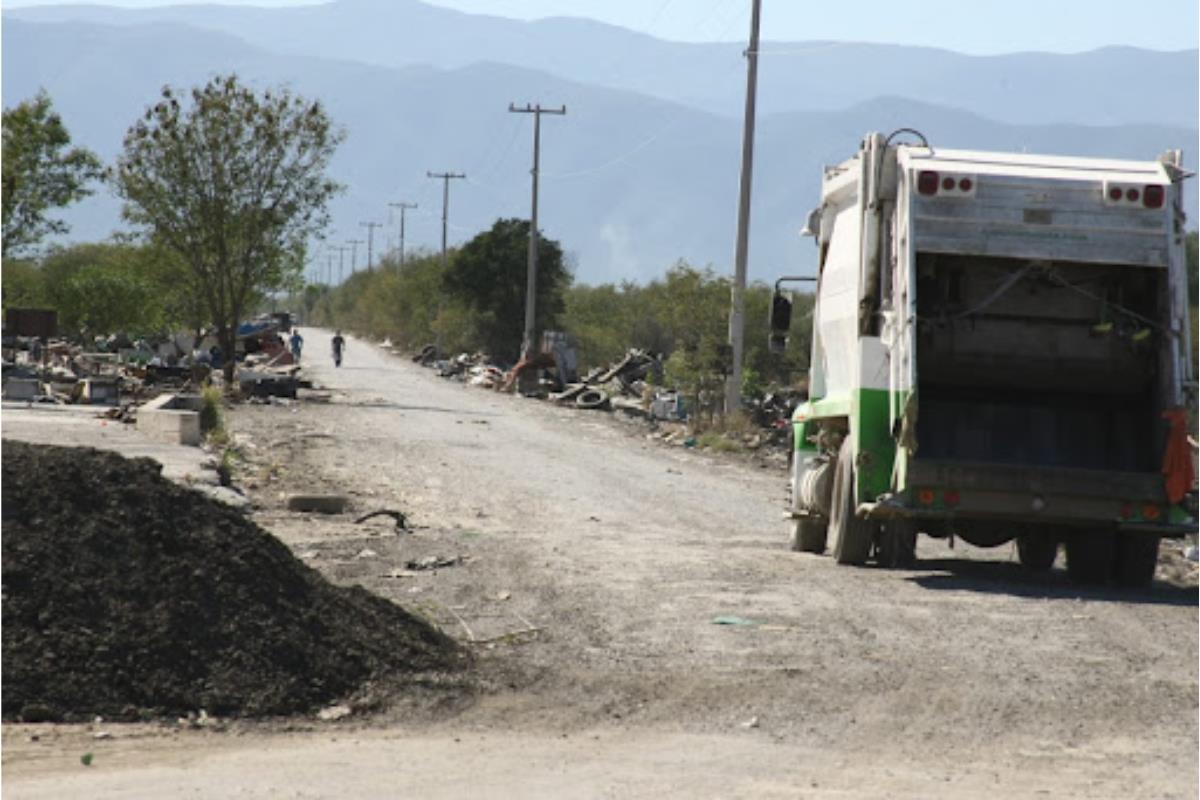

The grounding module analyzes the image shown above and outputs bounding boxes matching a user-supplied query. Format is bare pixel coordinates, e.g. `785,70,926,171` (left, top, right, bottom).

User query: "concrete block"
137,393,203,446
3,378,40,401
80,378,120,406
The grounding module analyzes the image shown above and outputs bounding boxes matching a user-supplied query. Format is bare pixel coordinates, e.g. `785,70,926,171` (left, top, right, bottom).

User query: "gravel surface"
3,329,1196,799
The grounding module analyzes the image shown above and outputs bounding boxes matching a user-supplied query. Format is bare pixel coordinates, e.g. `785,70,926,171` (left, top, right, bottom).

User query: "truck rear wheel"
1065,531,1115,585
789,517,827,553
1017,532,1058,571
829,439,873,565
1112,533,1160,588
876,519,917,568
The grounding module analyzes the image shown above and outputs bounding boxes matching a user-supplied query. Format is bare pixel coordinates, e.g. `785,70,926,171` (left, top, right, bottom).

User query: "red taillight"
943,490,961,507
917,488,936,506
918,171,939,196
958,178,972,192
1143,184,1164,209
941,176,955,191
1127,188,1140,202
1108,187,1123,201
1141,504,1161,521
1119,503,1133,519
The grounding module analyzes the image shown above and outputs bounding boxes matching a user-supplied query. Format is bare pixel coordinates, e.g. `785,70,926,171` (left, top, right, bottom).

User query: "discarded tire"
575,389,609,410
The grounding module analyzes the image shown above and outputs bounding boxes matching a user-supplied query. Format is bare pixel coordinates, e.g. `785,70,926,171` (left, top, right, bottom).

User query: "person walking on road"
289,328,304,362
331,330,346,367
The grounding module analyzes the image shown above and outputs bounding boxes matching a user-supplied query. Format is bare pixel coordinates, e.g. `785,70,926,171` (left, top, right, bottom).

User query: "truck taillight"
916,488,936,506
1141,504,1161,521
1104,181,1166,208
1119,503,1133,519
918,171,939,196
943,490,960,507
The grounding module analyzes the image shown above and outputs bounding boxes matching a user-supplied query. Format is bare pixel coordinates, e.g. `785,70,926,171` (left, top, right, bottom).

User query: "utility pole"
725,0,763,415
389,201,418,267
330,245,347,284
325,255,334,286
346,239,363,274
360,221,382,271
426,171,466,269
508,102,566,360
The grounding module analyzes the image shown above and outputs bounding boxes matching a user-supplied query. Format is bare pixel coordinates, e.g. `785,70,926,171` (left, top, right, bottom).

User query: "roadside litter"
405,555,466,571
355,509,411,531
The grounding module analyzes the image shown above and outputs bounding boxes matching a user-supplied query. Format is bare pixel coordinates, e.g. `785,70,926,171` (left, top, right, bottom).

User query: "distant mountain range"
9,0,1197,127
3,3,1197,285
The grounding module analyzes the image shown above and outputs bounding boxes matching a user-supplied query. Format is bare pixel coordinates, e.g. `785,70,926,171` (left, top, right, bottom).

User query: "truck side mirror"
769,290,792,353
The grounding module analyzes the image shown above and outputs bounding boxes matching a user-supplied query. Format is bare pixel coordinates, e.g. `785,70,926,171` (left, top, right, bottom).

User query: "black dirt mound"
2,440,465,721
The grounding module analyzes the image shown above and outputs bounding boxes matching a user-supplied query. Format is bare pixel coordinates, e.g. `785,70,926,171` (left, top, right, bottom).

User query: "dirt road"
4,330,1197,799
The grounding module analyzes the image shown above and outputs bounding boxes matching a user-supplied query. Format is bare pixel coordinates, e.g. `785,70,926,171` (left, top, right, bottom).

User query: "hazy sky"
4,0,1199,54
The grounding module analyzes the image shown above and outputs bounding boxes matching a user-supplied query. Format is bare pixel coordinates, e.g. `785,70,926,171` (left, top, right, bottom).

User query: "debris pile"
2,312,309,411
1,440,465,722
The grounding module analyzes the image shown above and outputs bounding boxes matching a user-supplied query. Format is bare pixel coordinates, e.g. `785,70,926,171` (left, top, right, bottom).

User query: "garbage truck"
774,130,1196,586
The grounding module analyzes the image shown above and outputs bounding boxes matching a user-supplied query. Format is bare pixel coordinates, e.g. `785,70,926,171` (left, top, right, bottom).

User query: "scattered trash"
80,753,94,767
354,509,410,531
741,716,760,729
404,555,465,571
495,591,512,601
712,615,757,626
355,549,378,559
575,388,609,410
380,568,422,579
1185,546,1198,562
92,731,112,740
317,704,352,722
286,494,349,514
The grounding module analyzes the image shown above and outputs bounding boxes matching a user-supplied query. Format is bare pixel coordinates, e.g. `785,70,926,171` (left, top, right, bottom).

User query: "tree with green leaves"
115,74,343,379
442,218,571,360
1,91,103,255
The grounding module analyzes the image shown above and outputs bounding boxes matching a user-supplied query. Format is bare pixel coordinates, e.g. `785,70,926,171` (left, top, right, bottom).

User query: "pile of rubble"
1,440,466,721
1,312,308,413
409,333,803,453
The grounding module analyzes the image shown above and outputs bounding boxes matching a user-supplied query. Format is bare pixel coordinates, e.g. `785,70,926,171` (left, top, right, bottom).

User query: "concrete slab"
1,402,245,507
137,393,202,446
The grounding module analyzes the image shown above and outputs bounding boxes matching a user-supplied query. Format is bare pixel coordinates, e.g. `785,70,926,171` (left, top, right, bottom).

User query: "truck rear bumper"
863,459,1196,537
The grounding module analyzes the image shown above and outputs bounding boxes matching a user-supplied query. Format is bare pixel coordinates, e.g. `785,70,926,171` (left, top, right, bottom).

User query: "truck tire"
789,517,827,553
828,438,873,565
1017,532,1058,571
1065,531,1115,585
1112,533,1160,588
876,519,917,567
